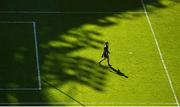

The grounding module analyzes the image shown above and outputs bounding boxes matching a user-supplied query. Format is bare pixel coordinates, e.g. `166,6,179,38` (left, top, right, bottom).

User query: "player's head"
105,41,109,45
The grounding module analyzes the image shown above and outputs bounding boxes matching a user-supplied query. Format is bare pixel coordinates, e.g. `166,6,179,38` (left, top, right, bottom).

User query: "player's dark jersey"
102,45,109,58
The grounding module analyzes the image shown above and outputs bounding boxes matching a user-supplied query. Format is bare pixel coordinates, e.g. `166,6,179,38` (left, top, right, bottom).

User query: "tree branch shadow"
0,0,179,105
42,80,85,106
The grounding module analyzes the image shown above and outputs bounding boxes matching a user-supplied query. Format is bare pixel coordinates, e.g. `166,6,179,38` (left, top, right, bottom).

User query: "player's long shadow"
109,66,128,78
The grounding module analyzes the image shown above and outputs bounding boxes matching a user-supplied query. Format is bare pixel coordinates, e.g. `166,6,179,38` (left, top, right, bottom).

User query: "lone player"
99,41,112,66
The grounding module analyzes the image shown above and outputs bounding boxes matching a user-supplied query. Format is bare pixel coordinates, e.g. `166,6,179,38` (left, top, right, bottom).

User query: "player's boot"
108,64,112,66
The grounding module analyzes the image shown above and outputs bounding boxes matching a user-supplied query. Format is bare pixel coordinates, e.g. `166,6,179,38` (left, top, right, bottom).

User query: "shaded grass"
0,23,39,88
0,0,179,106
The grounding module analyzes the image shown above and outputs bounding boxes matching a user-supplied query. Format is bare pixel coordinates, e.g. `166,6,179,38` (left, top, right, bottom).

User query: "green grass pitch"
0,0,179,106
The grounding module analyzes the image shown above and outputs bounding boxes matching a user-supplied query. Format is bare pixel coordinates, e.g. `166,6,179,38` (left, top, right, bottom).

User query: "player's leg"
99,57,106,64
107,56,112,66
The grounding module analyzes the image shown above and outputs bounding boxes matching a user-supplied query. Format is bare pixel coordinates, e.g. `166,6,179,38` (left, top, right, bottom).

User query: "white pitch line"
0,11,145,14
32,21,42,90
141,0,179,106
0,88,40,91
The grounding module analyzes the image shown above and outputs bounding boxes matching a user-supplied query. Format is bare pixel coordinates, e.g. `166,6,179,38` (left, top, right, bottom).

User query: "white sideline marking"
32,22,42,90
0,11,145,14
141,0,179,106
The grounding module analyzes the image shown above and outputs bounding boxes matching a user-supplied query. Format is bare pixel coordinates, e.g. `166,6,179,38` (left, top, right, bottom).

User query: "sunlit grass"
0,0,179,105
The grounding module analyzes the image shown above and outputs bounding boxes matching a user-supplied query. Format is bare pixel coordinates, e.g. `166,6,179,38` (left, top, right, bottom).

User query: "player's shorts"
103,53,109,58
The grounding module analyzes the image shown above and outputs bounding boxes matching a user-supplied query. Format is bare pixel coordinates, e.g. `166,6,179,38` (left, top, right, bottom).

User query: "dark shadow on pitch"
0,0,179,105
42,80,85,106
109,66,128,78
0,0,176,12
